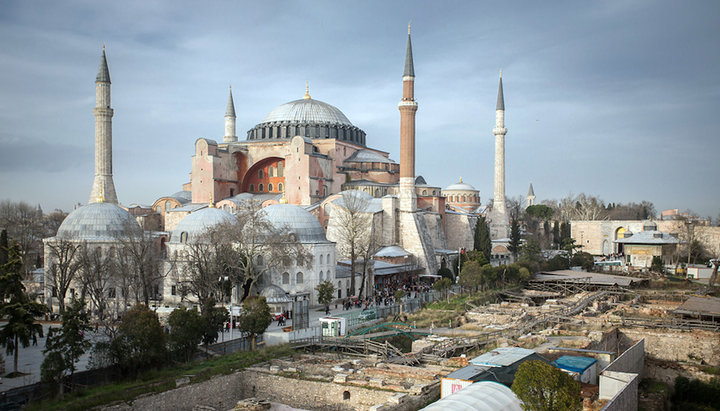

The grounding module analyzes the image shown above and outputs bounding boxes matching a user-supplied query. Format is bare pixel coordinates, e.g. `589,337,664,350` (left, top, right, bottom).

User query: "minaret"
526,183,536,207
398,24,418,212
89,45,118,204
223,85,237,143
490,70,509,238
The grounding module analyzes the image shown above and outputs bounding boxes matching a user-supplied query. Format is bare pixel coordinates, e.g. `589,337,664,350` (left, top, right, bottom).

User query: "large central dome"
247,94,366,146
262,98,353,126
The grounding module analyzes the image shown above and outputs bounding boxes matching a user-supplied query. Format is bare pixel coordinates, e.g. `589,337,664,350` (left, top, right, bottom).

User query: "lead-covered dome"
57,202,141,241
260,204,328,243
170,207,236,243
247,95,366,146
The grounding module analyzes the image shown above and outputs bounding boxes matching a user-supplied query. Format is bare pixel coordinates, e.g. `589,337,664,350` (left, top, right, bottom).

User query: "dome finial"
209,192,214,208
408,22,411,35
459,176,463,183
304,81,311,100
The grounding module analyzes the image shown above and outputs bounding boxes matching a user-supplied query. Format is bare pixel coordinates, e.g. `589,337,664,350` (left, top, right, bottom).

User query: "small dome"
642,220,658,231
170,207,236,243
262,98,353,126
260,204,328,243
57,202,140,241
443,179,477,192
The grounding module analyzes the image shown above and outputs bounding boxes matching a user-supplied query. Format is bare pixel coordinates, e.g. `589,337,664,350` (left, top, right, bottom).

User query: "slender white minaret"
89,45,118,204
223,85,237,143
490,70,509,238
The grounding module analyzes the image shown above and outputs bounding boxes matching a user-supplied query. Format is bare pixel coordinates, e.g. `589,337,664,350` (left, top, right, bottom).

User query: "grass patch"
26,345,294,411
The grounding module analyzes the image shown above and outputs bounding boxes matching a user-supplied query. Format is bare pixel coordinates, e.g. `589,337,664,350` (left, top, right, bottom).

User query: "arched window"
319,270,324,281
278,161,284,177
155,206,161,213
462,195,467,202
278,183,284,192
422,190,427,195
259,183,264,192
268,183,274,192
320,255,324,265
250,184,254,192
180,232,188,243
269,166,275,177
258,169,264,179
257,255,264,266
296,272,304,284
327,254,331,264
282,272,289,285
343,391,350,401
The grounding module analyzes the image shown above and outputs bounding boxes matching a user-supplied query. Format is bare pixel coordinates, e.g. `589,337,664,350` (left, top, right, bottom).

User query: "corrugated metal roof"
552,356,597,374
470,347,535,367
533,270,643,287
445,365,490,381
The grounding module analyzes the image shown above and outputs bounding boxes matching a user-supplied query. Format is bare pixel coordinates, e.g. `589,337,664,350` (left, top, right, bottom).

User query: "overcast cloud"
0,1,718,218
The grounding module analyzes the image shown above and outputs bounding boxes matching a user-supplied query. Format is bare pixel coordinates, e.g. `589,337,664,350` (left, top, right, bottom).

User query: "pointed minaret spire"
89,46,118,204
224,85,237,143
526,183,536,207
496,69,504,110
96,45,111,84
403,24,415,78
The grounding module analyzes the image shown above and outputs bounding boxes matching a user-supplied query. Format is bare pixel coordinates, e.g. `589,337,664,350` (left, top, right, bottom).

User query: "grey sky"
0,1,718,218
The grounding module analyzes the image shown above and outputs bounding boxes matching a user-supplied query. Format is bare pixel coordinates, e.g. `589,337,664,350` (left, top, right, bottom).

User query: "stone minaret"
526,183,535,207
489,70,509,238
398,24,418,213
223,85,237,143
89,46,118,204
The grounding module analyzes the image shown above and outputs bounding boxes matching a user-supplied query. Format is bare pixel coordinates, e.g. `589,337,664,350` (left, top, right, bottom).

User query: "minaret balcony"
493,127,507,135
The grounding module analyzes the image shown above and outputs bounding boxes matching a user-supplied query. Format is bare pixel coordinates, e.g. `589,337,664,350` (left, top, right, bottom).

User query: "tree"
433,277,452,300
508,218,521,258
526,205,554,220
459,260,483,292
0,241,47,375
316,281,335,313
44,238,81,314
327,191,371,298
219,201,311,302
0,200,45,272
115,226,164,306
237,296,272,350
519,239,542,264
511,360,581,411
76,244,114,324
167,306,204,362
438,267,454,281
41,297,92,396
473,216,492,261
570,251,594,271
199,298,227,346
110,304,166,376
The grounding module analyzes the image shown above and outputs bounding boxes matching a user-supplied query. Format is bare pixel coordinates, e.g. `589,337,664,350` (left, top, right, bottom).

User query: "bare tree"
44,238,80,314
215,201,311,302
115,225,164,306
327,191,371,297
76,244,115,323
0,200,45,272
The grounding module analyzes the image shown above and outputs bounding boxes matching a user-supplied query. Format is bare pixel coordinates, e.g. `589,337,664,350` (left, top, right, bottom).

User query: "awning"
420,274,441,278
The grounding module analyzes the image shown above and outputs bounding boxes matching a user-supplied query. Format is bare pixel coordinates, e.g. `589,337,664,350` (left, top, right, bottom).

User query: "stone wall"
620,328,720,366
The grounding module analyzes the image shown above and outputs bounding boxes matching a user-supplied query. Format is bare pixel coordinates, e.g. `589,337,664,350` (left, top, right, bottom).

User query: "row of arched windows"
447,194,479,203
249,183,284,193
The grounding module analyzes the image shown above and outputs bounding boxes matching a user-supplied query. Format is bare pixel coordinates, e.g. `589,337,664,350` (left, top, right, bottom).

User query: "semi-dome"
170,207,236,243
57,202,141,241
247,94,366,146
260,204,328,243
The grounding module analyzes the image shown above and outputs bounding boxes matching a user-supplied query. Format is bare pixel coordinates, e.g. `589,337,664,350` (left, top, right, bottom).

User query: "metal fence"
332,291,439,329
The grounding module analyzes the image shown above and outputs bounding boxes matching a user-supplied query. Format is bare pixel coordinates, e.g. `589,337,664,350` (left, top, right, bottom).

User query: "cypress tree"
473,216,492,261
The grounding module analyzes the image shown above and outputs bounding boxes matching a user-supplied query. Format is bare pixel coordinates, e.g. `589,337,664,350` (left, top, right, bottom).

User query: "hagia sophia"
43,28,513,312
